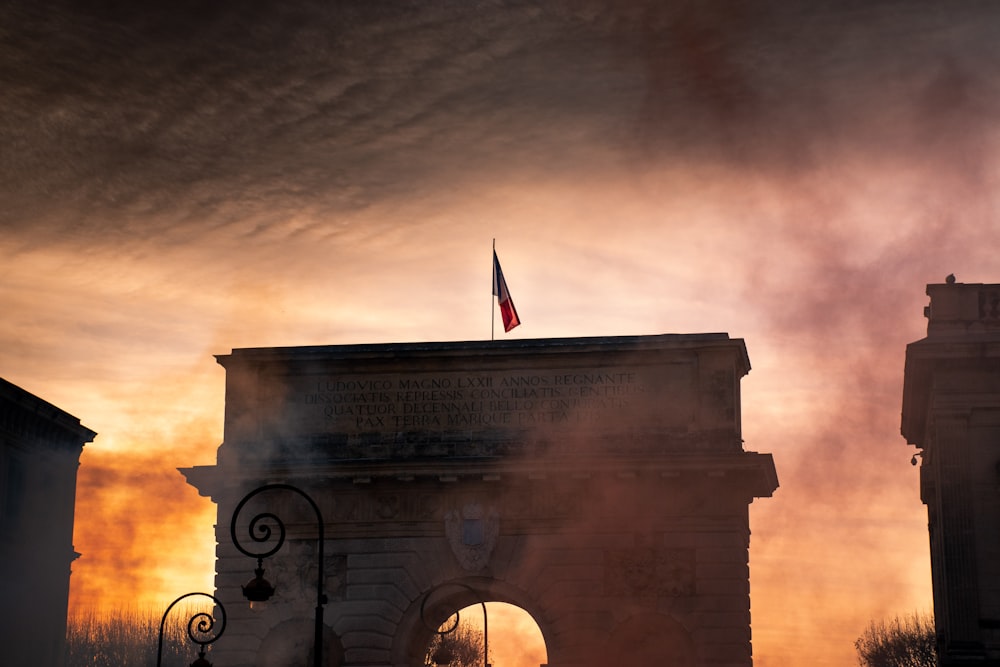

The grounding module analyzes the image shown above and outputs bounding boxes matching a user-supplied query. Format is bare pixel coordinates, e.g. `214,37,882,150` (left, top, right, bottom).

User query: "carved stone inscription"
277,364,695,437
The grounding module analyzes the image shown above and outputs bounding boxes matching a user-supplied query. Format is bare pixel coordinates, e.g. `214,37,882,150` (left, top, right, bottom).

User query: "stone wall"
903,281,1000,666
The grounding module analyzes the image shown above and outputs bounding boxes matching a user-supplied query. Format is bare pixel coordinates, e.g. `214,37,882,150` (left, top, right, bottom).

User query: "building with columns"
902,279,1000,666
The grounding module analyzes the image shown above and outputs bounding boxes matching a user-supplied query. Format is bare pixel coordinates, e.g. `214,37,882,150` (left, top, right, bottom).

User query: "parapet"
924,279,1000,338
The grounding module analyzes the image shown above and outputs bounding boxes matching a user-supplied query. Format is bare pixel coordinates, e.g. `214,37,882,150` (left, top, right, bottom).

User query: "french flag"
492,250,521,332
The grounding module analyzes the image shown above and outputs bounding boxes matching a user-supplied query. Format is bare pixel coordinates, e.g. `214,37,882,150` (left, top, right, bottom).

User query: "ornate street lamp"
419,582,489,667
157,592,227,667
230,483,327,667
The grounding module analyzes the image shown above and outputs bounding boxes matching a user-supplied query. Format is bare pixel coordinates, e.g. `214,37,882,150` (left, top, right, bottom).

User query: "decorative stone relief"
266,541,346,604
375,494,400,519
604,547,695,597
979,289,1000,319
444,503,499,571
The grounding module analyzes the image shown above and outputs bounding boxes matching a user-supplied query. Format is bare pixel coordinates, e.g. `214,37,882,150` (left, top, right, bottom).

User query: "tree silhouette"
854,612,936,667
425,621,487,667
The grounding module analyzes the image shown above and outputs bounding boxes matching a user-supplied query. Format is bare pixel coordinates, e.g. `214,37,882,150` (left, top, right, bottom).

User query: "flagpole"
491,238,496,341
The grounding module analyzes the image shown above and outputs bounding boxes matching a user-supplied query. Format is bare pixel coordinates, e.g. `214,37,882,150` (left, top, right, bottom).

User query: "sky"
3,0,1000,664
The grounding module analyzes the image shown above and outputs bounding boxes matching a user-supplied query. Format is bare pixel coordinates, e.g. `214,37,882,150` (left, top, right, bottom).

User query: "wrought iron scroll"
157,592,227,667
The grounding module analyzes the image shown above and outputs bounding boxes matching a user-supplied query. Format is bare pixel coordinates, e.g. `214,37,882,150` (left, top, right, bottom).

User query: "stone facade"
0,377,96,667
903,281,1000,666
183,334,778,666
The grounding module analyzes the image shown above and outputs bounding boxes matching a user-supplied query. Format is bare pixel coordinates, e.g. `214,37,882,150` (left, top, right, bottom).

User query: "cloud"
5,1,1000,664
6,0,995,246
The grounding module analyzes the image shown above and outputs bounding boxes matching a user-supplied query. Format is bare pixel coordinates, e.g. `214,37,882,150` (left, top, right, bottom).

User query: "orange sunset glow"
4,1,1000,664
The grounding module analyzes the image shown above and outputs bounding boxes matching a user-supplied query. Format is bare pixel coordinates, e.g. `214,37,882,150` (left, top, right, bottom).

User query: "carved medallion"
444,503,499,571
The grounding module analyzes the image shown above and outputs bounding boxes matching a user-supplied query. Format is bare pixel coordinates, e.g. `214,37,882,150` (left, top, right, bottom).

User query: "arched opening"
423,602,548,667
398,582,549,667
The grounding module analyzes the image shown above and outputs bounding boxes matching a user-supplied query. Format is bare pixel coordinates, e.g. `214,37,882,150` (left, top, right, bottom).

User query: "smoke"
68,390,221,612
4,0,1000,663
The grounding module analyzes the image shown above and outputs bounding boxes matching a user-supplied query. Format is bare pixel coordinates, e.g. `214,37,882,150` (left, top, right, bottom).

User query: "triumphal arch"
182,334,778,666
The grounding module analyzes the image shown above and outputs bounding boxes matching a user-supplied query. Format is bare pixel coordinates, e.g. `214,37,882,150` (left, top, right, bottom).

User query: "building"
902,280,1000,666
0,377,96,667
183,334,778,666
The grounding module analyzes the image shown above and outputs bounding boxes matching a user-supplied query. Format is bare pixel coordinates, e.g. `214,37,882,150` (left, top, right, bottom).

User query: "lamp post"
419,583,489,667
230,483,327,667
157,592,227,667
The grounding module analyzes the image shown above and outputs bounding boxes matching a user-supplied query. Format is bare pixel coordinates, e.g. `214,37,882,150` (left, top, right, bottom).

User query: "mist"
4,1,1000,664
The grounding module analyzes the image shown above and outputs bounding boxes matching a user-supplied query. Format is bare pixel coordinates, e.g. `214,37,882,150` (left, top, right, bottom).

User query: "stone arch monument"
182,334,777,666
